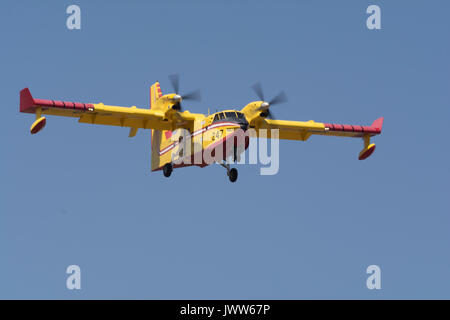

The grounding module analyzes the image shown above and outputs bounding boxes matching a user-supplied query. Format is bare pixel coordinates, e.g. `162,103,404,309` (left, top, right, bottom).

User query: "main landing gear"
220,162,238,183
162,162,237,183
163,163,173,177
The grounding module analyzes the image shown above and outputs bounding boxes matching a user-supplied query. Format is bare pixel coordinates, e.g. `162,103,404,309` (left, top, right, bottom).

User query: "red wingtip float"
19,78,384,182
30,116,46,134
357,117,384,160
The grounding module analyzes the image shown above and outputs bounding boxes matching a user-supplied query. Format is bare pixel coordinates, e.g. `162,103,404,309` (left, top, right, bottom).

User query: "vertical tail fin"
149,82,173,171
150,82,163,109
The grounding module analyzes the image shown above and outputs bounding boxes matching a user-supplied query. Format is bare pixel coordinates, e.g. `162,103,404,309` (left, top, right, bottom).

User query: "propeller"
251,82,288,119
168,74,201,111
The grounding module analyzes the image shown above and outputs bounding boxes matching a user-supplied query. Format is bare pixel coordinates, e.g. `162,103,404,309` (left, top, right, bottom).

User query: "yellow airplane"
20,76,383,182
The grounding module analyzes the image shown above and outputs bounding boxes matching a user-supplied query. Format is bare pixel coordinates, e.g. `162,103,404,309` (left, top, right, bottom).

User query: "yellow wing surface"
248,117,383,160
20,86,383,167
20,87,202,134
20,85,206,171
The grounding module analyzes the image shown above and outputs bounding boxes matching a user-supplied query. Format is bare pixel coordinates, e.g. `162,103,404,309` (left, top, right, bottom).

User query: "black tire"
163,163,173,177
229,168,238,182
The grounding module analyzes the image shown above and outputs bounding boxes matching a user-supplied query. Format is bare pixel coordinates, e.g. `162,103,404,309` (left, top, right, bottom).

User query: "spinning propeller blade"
168,74,202,111
251,82,288,119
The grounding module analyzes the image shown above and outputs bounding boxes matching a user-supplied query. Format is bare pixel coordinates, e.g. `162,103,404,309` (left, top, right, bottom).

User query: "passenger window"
218,113,225,120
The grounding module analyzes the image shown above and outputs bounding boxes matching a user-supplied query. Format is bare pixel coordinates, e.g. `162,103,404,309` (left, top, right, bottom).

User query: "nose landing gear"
220,162,238,183
163,163,173,177
229,168,238,182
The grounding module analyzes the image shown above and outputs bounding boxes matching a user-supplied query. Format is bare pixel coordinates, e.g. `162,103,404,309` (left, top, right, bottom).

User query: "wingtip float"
19,79,383,182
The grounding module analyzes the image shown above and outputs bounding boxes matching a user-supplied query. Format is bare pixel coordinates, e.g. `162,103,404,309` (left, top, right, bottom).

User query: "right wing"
249,117,384,160
251,118,383,140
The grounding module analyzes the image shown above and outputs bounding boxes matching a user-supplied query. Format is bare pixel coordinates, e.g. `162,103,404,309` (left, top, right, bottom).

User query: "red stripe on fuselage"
158,122,240,156
153,124,248,171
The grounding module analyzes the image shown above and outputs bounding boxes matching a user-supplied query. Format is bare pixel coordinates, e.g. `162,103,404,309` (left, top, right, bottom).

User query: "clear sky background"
1,0,449,299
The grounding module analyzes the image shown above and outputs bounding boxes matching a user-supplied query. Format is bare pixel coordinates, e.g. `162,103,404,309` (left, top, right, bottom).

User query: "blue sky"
1,0,449,299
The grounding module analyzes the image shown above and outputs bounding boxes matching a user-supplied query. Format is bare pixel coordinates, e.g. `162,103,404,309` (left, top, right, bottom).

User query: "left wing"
250,117,384,160
20,88,199,135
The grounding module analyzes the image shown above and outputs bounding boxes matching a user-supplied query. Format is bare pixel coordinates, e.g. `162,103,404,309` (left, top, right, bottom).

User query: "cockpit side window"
213,113,225,123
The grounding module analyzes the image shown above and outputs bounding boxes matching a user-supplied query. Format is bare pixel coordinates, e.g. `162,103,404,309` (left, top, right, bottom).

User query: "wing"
252,118,383,140
250,117,384,160
20,88,200,135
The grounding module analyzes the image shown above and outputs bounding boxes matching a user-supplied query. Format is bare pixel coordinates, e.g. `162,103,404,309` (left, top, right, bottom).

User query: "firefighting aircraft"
19,75,383,182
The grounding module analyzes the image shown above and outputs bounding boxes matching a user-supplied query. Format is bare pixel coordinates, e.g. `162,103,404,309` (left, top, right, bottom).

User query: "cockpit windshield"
225,112,237,118
212,111,247,124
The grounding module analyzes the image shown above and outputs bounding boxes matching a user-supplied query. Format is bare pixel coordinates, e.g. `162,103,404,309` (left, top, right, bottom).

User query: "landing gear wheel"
163,163,173,177
228,168,238,182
